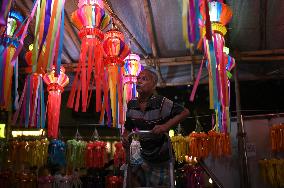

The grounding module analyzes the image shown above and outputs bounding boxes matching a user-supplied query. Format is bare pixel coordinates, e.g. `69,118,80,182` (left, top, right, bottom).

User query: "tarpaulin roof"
13,0,284,86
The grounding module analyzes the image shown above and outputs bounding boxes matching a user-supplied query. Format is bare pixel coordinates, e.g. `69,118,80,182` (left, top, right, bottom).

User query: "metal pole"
234,63,251,188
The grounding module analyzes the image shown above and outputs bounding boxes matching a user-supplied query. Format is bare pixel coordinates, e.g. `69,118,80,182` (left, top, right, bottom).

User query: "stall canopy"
13,0,284,87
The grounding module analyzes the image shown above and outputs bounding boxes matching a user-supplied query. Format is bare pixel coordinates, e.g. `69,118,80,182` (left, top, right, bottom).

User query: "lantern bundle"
270,124,284,152
207,130,231,157
43,66,69,139
113,142,126,168
47,139,66,167
171,134,188,163
86,141,107,168
9,139,49,168
103,28,130,127
68,0,111,113
66,139,87,169
259,159,284,187
12,73,46,128
0,10,24,111
186,130,231,158
187,132,209,158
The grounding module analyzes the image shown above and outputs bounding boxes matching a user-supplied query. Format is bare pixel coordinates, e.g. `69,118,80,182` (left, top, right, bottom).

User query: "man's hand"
152,124,169,134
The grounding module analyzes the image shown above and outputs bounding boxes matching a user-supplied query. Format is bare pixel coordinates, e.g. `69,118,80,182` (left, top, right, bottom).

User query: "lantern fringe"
113,142,126,168
67,38,104,112
0,46,15,111
12,74,45,128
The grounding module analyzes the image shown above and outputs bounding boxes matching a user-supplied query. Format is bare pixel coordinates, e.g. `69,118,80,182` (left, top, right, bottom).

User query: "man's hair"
143,67,158,85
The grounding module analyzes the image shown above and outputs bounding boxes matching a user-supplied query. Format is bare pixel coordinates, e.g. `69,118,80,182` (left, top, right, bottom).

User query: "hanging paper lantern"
122,53,143,124
123,54,143,100
103,29,130,66
124,53,142,84
0,10,24,111
103,28,130,127
196,0,234,134
68,0,111,113
43,66,69,138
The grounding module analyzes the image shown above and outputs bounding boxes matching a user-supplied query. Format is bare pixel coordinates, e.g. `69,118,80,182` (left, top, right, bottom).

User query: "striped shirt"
125,94,184,162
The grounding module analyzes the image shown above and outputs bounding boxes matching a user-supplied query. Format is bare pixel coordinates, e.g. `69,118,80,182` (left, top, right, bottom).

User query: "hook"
91,127,100,141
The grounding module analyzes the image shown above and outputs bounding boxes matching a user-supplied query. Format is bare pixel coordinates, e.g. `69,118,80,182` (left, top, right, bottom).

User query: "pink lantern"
43,66,69,138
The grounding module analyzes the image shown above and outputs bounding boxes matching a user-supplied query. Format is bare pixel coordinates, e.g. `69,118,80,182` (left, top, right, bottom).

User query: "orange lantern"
103,28,130,127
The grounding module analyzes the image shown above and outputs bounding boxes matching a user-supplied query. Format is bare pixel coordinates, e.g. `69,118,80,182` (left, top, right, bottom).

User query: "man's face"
136,70,155,95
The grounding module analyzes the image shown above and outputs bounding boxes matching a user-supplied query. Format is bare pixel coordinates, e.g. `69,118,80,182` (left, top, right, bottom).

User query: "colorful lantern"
103,28,130,127
122,53,143,123
123,53,143,97
198,0,234,133
68,0,111,113
0,10,24,111
43,66,69,138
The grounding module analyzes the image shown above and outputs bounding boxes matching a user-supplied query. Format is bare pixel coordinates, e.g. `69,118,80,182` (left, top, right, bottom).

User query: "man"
122,68,189,187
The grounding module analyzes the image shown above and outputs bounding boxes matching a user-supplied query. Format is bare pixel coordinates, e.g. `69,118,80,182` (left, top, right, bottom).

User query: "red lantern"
68,0,110,112
43,66,69,138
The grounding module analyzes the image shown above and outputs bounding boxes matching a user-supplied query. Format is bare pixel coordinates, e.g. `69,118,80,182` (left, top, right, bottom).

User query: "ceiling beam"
103,0,148,57
240,56,284,62
142,0,166,84
142,0,159,57
240,49,284,56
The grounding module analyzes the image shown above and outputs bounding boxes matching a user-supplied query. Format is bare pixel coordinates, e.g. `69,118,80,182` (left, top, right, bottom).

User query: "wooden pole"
234,62,251,188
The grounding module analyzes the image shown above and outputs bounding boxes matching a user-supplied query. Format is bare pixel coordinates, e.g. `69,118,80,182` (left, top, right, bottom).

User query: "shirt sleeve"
171,102,185,117
161,97,185,119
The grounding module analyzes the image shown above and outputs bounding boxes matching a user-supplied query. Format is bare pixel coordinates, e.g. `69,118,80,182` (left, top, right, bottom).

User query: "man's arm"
121,128,131,148
152,107,189,134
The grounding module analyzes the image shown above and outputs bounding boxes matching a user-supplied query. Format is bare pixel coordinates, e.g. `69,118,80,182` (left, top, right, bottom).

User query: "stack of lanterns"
69,0,132,128
0,10,24,111
68,0,110,113
43,66,69,139
103,28,130,127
